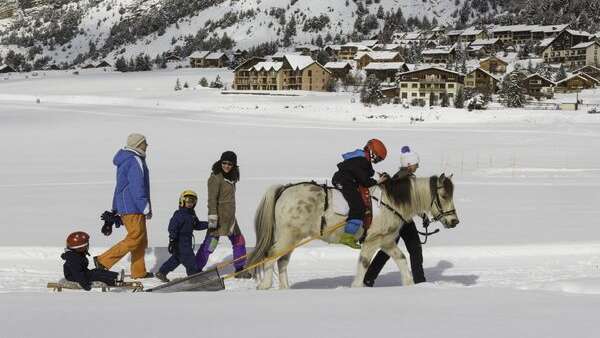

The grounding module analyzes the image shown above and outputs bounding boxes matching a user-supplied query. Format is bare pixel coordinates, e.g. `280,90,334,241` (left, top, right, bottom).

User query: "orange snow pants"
97,214,148,278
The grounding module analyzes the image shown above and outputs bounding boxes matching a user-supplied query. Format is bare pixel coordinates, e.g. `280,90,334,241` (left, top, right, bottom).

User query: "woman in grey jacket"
195,151,251,278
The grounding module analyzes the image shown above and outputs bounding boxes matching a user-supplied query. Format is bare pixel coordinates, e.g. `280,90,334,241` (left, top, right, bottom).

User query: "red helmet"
365,139,387,163
66,231,90,250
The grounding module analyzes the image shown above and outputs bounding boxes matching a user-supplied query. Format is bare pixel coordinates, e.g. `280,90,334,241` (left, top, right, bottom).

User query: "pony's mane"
381,176,412,206
431,175,454,197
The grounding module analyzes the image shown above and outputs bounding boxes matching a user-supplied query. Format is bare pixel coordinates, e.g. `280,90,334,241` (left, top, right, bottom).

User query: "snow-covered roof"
403,32,423,40
295,44,320,51
468,45,486,51
0,64,14,72
566,29,592,38
189,51,210,59
470,38,500,46
574,65,600,74
374,43,401,50
355,51,399,61
422,47,454,55
364,62,407,71
284,55,315,70
531,24,569,33
324,61,352,69
468,67,500,81
538,37,555,48
325,44,342,51
525,73,555,84
461,27,483,36
205,52,226,60
399,66,465,77
447,30,463,36
555,73,590,85
341,43,372,51
571,41,598,49
252,62,283,71
359,40,379,47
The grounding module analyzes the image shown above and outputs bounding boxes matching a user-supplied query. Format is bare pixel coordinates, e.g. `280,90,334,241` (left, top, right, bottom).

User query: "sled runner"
146,268,225,293
47,279,144,292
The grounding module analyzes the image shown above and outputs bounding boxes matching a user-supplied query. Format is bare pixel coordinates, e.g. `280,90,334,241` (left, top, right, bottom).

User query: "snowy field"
1,68,600,337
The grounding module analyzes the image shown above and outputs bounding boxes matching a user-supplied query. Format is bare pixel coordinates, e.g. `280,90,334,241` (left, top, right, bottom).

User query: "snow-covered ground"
1,68,599,337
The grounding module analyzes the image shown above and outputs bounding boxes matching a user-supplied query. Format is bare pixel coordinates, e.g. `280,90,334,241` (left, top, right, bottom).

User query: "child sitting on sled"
61,231,121,291
155,190,208,283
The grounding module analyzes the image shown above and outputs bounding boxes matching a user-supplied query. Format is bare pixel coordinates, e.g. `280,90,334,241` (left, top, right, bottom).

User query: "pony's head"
431,174,459,228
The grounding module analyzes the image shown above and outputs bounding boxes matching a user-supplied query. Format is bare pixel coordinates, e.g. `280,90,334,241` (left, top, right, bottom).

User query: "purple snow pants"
195,233,247,271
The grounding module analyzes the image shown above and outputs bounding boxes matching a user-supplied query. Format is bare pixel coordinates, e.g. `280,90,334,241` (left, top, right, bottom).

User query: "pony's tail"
246,184,285,276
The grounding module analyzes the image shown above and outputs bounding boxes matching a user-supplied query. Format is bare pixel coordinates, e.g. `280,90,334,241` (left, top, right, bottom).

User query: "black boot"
135,272,154,279
155,272,170,283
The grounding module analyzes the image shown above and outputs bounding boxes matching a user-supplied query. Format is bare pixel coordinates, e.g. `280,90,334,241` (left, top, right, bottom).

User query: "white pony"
246,174,459,290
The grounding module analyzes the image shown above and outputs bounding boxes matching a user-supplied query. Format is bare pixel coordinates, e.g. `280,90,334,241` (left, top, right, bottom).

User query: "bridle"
429,176,457,223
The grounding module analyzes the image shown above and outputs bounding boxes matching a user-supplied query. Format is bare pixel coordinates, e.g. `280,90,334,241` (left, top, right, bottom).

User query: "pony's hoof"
256,283,272,290
351,281,365,288
403,278,414,286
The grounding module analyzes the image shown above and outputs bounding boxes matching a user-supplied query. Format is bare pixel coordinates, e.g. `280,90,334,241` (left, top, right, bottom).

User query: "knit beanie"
219,151,237,166
400,146,419,168
126,133,147,156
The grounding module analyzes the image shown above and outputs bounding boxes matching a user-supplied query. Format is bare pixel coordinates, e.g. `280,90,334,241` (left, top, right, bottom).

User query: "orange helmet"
365,139,387,163
66,231,90,250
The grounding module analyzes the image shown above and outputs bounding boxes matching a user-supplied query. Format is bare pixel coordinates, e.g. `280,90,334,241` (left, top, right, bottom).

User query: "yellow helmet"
179,190,198,207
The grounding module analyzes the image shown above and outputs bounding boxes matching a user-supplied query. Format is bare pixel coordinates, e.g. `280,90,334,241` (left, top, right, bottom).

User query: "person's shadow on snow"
291,260,478,289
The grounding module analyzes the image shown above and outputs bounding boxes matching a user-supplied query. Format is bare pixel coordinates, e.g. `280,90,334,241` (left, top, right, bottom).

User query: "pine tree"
283,16,297,47
360,74,382,106
454,87,465,108
199,77,208,87
183,81,189,88
556,64,567,82
499,72,526,108
115,56,128,72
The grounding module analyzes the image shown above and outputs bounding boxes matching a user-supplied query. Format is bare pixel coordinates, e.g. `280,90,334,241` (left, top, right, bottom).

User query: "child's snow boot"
155,271,170,283
339,233,361,249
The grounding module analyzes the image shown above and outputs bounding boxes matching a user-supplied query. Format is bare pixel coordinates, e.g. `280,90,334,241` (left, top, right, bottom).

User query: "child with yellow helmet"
155,190,208,282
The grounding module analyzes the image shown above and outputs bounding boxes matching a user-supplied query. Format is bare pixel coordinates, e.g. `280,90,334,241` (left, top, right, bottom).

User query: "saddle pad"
331,189,381,218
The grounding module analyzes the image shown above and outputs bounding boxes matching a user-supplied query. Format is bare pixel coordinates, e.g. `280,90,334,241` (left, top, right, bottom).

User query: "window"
308,70,313,77
447,84,454,89
412,83,418,88
401,83,408,88
412,93,417,97
402,92,408,99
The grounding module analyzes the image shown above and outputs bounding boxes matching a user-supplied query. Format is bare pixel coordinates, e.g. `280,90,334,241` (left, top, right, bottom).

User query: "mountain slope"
0,0,494,67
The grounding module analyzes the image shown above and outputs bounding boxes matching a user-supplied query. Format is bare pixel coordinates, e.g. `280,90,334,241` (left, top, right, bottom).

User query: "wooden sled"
47,279,144,292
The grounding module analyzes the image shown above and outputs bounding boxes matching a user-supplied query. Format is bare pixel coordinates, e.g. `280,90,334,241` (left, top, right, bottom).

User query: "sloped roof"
470,38,500,46
364,62,407,70
355,51,399,61
0,64,16,72
252,61,283,71
555,73,591,85
479,55,508,64
461,27,483,36
468,67,500,81
525,73,555,84
422,47,454,55
205,52,226,60
538,37,555,48
447,30,463,36
341,43,372,51
324,61,352,69
190,51,210,59
571,41,599,49
284,55,315,70
399,66,465,77
565,29,592,37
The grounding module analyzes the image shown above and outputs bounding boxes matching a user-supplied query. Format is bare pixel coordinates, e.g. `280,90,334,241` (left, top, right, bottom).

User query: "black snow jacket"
332,149,377,188
61,250,94,290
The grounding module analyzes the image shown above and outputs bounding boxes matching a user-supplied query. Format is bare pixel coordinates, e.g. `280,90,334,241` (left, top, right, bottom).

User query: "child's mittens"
208,215,218,230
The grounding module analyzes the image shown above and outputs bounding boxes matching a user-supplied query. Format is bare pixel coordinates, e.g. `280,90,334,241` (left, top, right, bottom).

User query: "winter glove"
145,211,153,220
208,215,218,230
100,210,117,236
168,238,178,255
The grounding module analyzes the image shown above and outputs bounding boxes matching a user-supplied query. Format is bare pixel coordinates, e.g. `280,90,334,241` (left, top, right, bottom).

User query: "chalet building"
233,55,331,91
465,68,500,94
324,61,353,79
82,64,95,69
520,74,555,98
576,72,600,87
422,45,456,64
189,51,229,68
364,62,410,84
204,52,229,68
468,38,503,57
396,67,465,105
479,56,508,74
372,43,402,52
541,29,594,68
574,65,600,82
568,41,600,69
446,30,463,44
0,64,16,73
354,51,403,69
324,45,342,57
491,24,568,45
294,44,320,59
189,51,211,67
459,27,487,44
358,40,379,49
554,74,595,93
337,43,372,61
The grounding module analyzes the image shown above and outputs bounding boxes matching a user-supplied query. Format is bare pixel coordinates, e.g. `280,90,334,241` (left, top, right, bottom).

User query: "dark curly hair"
211,160,240,182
